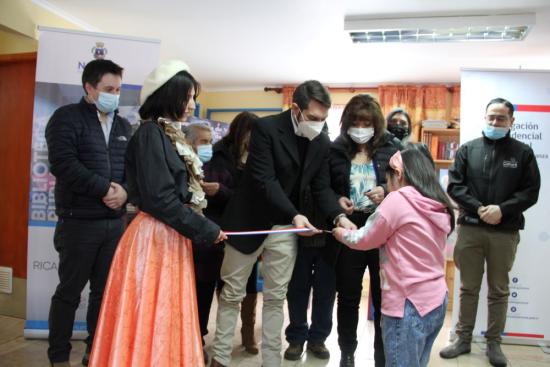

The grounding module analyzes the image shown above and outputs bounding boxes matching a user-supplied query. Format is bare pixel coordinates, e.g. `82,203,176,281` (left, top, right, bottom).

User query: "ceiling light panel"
345,14,535,43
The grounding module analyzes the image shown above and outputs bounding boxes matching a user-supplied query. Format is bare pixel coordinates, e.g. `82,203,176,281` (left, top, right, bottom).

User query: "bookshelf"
421,128,460,168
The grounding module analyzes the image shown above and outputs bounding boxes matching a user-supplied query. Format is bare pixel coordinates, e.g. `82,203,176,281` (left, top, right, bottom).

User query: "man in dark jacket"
210,81,356,367
46,59,132,367
440,98,540,367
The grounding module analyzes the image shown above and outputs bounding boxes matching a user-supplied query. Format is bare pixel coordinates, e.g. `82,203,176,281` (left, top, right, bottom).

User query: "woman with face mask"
386,108,412,143
326,94,402,367
193,111,261,362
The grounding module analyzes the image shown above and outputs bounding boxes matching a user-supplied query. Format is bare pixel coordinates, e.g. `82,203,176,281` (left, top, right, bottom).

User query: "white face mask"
298,121,325,140
294,110,325,141
347,127,374,144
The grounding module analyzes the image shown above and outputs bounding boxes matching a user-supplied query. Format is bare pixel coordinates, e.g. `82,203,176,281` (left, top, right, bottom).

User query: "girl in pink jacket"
334,146,455,367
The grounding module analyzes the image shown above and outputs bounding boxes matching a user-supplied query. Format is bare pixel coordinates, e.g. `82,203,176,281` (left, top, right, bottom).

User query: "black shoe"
439,338,471,359
374,347,385,367
284,343,304,360
307,342,330,359
486,342,507,367
339,352,354,367
82,351,90,366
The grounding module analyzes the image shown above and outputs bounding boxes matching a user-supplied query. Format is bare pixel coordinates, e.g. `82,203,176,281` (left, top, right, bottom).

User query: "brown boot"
240,293,259,354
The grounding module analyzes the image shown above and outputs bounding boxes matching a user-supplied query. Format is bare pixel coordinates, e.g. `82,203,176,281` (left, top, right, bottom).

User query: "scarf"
156,117,207,212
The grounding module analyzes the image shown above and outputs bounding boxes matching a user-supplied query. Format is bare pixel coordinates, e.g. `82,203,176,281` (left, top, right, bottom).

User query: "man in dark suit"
210,81,356,367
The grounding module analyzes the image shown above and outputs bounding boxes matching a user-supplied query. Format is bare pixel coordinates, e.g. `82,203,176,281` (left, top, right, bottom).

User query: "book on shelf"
431,136,439,159
421,131,432,157
438,141,446,160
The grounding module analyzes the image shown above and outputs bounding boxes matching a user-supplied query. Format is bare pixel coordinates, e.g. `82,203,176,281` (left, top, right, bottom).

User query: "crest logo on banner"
92,42,107,59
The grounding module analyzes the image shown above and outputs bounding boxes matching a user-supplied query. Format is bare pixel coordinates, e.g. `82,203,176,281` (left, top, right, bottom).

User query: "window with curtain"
326,104,345,141
378,85,460,141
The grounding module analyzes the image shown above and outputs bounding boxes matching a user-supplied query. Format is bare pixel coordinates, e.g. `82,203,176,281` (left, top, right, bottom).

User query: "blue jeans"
285,246,336,344
382,294,448,367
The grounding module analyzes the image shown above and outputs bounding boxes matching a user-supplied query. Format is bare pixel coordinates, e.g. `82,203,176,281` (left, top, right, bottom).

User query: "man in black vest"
46,59,132,367
210,80,355,367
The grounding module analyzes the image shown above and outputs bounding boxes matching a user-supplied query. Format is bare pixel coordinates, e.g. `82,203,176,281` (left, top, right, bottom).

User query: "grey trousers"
212,226,298,367
453,225,520,343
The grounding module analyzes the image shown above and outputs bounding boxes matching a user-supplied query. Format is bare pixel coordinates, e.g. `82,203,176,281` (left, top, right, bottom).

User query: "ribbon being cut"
224,227,332,236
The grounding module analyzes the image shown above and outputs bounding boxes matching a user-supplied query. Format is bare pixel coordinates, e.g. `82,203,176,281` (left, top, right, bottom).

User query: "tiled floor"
1,293,549,366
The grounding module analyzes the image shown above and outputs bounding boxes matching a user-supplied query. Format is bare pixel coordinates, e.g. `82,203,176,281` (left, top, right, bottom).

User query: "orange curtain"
450,85,461,121
282,86,295,110
378,84,460,141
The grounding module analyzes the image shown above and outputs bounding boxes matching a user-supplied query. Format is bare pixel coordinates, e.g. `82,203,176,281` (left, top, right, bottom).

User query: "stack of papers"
422,120,449,128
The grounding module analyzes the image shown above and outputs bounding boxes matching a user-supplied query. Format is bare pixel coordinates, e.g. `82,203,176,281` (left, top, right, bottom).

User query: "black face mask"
388,125,409,141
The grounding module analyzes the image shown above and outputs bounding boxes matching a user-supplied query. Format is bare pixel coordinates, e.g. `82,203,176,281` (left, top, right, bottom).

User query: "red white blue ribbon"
225,227,312,236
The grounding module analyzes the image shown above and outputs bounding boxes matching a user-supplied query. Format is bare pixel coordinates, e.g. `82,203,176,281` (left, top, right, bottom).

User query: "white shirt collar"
291,110,300,135
97,111,114,145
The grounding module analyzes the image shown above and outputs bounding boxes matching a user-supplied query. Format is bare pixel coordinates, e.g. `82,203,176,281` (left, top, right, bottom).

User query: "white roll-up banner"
25,27,160,338
453,69,550,346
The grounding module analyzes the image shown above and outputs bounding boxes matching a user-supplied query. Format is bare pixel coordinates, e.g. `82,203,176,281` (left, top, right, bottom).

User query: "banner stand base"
539,342,550,354
450,329,550,348
24,329,87,340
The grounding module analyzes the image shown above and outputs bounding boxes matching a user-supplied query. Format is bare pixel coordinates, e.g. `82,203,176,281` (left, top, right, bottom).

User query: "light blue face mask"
483,125,509,140
95,92,119,113
197,144,213,163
